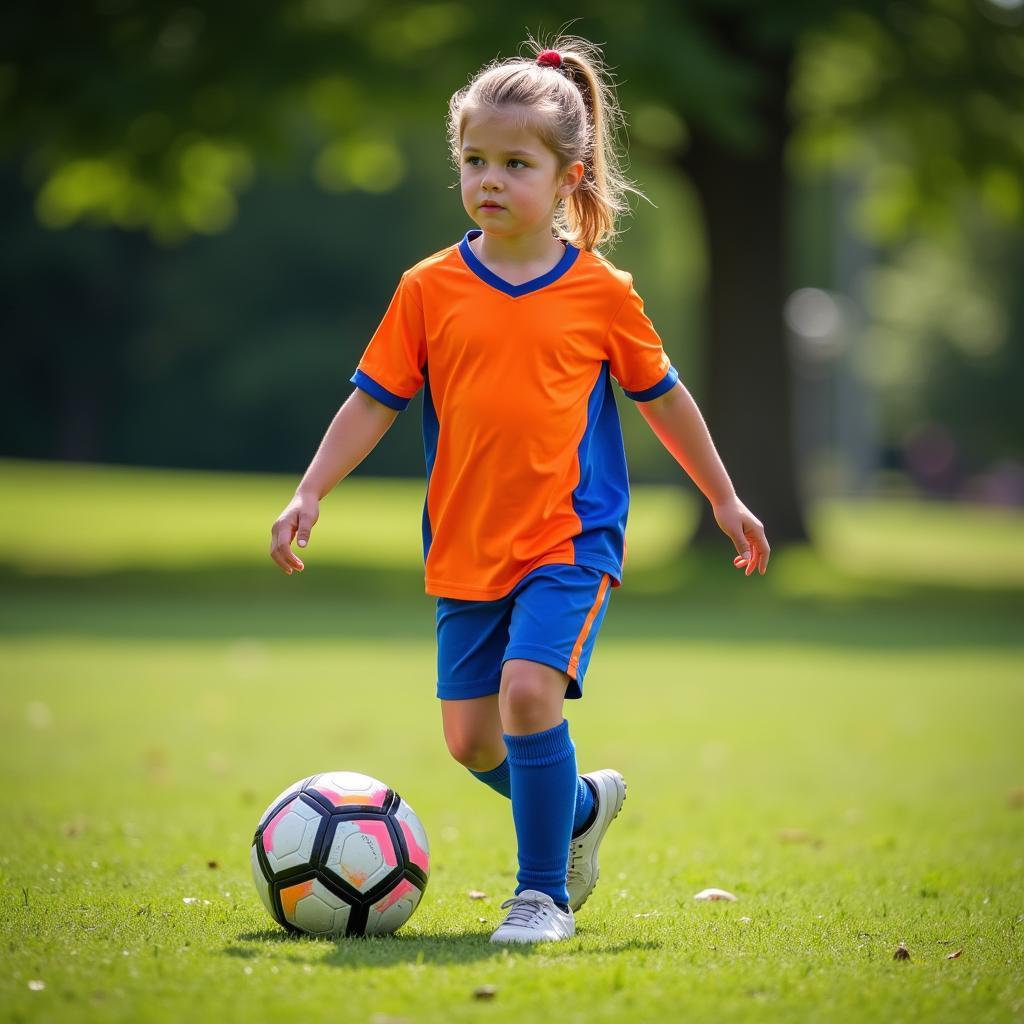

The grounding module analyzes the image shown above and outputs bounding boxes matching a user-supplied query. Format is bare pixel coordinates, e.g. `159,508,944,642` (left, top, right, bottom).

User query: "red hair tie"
536,50,563,69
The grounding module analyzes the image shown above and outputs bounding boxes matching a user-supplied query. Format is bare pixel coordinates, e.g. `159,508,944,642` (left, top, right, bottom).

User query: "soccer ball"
250,771,429,937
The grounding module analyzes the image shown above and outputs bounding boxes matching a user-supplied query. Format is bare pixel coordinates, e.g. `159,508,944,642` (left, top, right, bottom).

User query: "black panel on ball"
347,902,370,937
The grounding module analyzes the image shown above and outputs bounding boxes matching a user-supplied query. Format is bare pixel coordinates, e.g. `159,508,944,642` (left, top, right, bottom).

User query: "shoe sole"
569,769,626,912
489,927,575,945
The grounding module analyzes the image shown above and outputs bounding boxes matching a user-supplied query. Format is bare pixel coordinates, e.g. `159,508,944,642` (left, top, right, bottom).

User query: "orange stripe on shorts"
567,572,611,678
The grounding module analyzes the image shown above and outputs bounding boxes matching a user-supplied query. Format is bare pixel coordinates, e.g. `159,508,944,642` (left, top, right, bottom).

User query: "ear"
557,160,585,199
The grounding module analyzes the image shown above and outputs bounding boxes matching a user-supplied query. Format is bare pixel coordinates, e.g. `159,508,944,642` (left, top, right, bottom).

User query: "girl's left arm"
637,381,770,575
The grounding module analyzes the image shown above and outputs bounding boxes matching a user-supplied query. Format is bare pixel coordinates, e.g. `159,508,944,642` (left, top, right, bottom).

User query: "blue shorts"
435,564,613,702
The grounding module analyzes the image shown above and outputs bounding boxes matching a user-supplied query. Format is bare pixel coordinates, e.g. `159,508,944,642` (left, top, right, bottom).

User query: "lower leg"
440,692,594,830
441,695,510,795
471,759,593,834
500,660,580,909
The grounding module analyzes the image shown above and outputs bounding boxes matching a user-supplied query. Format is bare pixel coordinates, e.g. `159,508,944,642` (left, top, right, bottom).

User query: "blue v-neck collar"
458,229,580,297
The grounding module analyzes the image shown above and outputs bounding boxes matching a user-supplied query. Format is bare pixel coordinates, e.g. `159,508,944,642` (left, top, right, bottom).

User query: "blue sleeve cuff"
350,369,412,411
623,365,679,402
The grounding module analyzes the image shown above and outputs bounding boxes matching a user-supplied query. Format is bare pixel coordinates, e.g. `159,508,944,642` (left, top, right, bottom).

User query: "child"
270,35,770,945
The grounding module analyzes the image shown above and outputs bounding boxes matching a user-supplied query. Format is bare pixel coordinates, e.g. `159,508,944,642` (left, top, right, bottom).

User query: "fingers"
731,519,770,577
739,524,770,575
713,500,772,577
725,516,753,575
269,516,305,575
295,513,316,549
747,523,771,575
726,526,748,559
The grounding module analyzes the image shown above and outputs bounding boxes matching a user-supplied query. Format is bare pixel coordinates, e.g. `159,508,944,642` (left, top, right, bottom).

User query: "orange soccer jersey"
351,229,679,601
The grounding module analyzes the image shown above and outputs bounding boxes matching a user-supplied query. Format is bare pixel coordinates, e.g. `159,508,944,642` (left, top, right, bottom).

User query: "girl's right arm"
269,389,399,574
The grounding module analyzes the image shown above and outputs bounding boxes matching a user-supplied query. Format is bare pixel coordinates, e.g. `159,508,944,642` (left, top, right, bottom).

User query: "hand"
270,490,320,575
712,498,770,576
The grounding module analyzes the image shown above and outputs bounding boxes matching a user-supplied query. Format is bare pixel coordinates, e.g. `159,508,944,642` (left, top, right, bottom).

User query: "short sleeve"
605,278,679,402
350,273,426,411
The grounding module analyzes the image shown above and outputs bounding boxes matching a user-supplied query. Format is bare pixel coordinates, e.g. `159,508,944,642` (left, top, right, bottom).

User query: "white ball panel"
257,776,310,830
263,797,323,873
292,881,352,936
324,819,396,894
309,771,389,808
249,842,275,918
364,879,422,936
324,771,385,795
394,799,430,874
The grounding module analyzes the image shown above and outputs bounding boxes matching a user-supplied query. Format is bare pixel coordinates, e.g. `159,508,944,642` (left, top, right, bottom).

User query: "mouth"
479,202,504,210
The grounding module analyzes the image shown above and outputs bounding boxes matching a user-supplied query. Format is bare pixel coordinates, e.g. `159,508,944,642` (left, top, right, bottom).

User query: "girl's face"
460,106,583,241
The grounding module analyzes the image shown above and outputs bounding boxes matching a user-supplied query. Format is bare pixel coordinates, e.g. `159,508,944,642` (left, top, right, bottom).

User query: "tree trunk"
678,42,808,544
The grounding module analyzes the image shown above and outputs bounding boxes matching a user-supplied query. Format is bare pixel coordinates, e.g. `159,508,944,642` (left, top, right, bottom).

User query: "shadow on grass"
2,545,1022,650
225,930,660,967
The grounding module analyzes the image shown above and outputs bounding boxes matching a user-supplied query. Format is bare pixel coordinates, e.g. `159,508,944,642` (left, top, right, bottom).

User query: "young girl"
270,36,769,945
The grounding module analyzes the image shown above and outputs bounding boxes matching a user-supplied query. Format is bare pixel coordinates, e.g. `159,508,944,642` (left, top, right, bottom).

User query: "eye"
508,159,527,169
464,155,483,166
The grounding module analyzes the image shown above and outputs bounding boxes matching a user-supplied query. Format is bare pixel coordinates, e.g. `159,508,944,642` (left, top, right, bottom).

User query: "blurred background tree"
2,0,1022,539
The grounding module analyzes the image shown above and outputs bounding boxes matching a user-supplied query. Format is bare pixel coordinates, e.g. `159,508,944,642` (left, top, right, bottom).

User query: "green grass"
2,460,1023,1023
0,459,694,575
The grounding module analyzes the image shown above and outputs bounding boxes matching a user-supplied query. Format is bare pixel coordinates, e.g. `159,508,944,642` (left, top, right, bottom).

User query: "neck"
473,224,564,266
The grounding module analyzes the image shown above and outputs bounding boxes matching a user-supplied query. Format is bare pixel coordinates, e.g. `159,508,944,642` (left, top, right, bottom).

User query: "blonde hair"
447,33,642,252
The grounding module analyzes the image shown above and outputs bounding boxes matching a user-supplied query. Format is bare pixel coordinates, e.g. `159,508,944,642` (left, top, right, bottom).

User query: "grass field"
1,460,1022,1023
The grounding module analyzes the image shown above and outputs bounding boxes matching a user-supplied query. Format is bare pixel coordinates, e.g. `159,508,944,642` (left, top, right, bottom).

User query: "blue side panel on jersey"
421,367,439,562
570,362,629,577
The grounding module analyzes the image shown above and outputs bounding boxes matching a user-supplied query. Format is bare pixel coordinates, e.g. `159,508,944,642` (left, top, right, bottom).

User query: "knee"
499,662,565,733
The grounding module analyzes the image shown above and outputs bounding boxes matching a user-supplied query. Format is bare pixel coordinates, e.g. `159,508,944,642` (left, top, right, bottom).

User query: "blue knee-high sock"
573,776,596,836
468,758,595,834
469,758,511,798
504,720,578,909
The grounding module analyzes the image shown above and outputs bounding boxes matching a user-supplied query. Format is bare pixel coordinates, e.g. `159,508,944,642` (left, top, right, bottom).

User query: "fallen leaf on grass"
778,828,823,847
893,942,911,961
739,916,752,923
27,980,45,991
694,887,737,902
473,985,498,1000
946,949,964,960
143,747,171,784
468,890,487,900
207,860,219,870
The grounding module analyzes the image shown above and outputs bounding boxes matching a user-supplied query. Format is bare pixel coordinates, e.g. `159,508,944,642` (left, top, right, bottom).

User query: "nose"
481,168,502,191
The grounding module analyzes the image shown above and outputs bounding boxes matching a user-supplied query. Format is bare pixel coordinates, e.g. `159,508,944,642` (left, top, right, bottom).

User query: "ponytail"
448,32,645,252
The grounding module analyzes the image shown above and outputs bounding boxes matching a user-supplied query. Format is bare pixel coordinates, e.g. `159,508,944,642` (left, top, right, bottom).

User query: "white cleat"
567,769,627,912
489,890,575,945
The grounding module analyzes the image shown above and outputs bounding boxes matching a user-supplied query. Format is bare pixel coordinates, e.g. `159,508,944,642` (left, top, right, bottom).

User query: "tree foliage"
3,0,1022,523
3,1,1021,244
